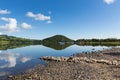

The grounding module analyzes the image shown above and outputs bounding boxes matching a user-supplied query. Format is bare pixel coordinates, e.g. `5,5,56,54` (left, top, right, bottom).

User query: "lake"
0,44,110,79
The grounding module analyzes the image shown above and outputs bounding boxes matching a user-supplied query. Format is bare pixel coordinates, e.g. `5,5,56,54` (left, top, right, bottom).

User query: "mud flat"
8,48,120,80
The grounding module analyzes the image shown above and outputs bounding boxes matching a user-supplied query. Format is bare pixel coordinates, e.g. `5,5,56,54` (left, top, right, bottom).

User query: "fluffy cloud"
21,22,32,29
47,20,52,24
0,17,19,33
0,9,11,14
26,12,52,23
103,0,116,4
0,32,2,35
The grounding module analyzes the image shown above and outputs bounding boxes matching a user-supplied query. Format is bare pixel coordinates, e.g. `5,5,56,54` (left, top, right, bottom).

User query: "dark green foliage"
43,43,72,50
1,34,120,50
0,44,31,50
0,35,41,50
75,38,120,46
42,35,74,43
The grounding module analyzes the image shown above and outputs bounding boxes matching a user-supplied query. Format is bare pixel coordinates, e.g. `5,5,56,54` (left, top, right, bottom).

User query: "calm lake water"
0,44,110,79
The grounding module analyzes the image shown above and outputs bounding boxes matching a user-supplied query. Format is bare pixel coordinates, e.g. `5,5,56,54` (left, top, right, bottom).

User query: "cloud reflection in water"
0,51,32,68
20,56,31,63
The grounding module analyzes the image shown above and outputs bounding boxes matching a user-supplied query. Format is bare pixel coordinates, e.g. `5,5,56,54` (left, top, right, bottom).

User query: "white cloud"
104,0,116,4
0,17,19,33
21,22,32,29
20,56,31,63
0,32,2,35
0,9,11,14
47,20,52,24
26,12,52,22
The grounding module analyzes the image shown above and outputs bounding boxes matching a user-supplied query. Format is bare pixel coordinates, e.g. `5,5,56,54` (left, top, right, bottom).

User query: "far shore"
8,48,120,80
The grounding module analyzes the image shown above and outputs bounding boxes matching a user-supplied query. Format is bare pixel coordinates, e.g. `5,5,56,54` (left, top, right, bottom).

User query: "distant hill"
75,38,120,46
0,35,41,45
42,35,74,43
1,34,120,50
42,35,74,50
0,35,74,50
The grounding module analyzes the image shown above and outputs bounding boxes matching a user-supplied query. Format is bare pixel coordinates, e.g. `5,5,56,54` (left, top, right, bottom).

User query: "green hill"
42,35,74,43
75,38,120,46
0,35,41,45
42,35,74,50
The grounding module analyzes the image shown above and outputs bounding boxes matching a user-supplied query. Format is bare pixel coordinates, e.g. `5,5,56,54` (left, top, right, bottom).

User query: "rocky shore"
8,48,120,80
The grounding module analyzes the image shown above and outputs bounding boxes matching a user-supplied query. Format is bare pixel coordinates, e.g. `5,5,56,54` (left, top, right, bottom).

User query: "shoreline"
8,48,120,80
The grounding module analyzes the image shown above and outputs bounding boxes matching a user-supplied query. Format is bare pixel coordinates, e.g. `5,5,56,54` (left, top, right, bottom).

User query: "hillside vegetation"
0,35,41,45
42,35,74,50
1,35,120,50
76,38,120,46
42,35,73,43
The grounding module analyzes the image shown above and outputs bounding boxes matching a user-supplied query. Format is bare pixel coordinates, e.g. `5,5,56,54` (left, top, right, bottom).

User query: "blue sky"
0,0,120,40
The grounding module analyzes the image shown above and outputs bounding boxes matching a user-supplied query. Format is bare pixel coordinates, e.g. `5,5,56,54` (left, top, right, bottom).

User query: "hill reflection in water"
0,42,74,50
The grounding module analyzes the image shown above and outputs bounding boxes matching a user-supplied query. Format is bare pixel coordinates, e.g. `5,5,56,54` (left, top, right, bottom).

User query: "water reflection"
0,51,32,68
0,41,118,51
0,72,9,77
42,44,72,50
0,44,32,50
0,53,19,68
0,44,112,79
20,56,31,63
